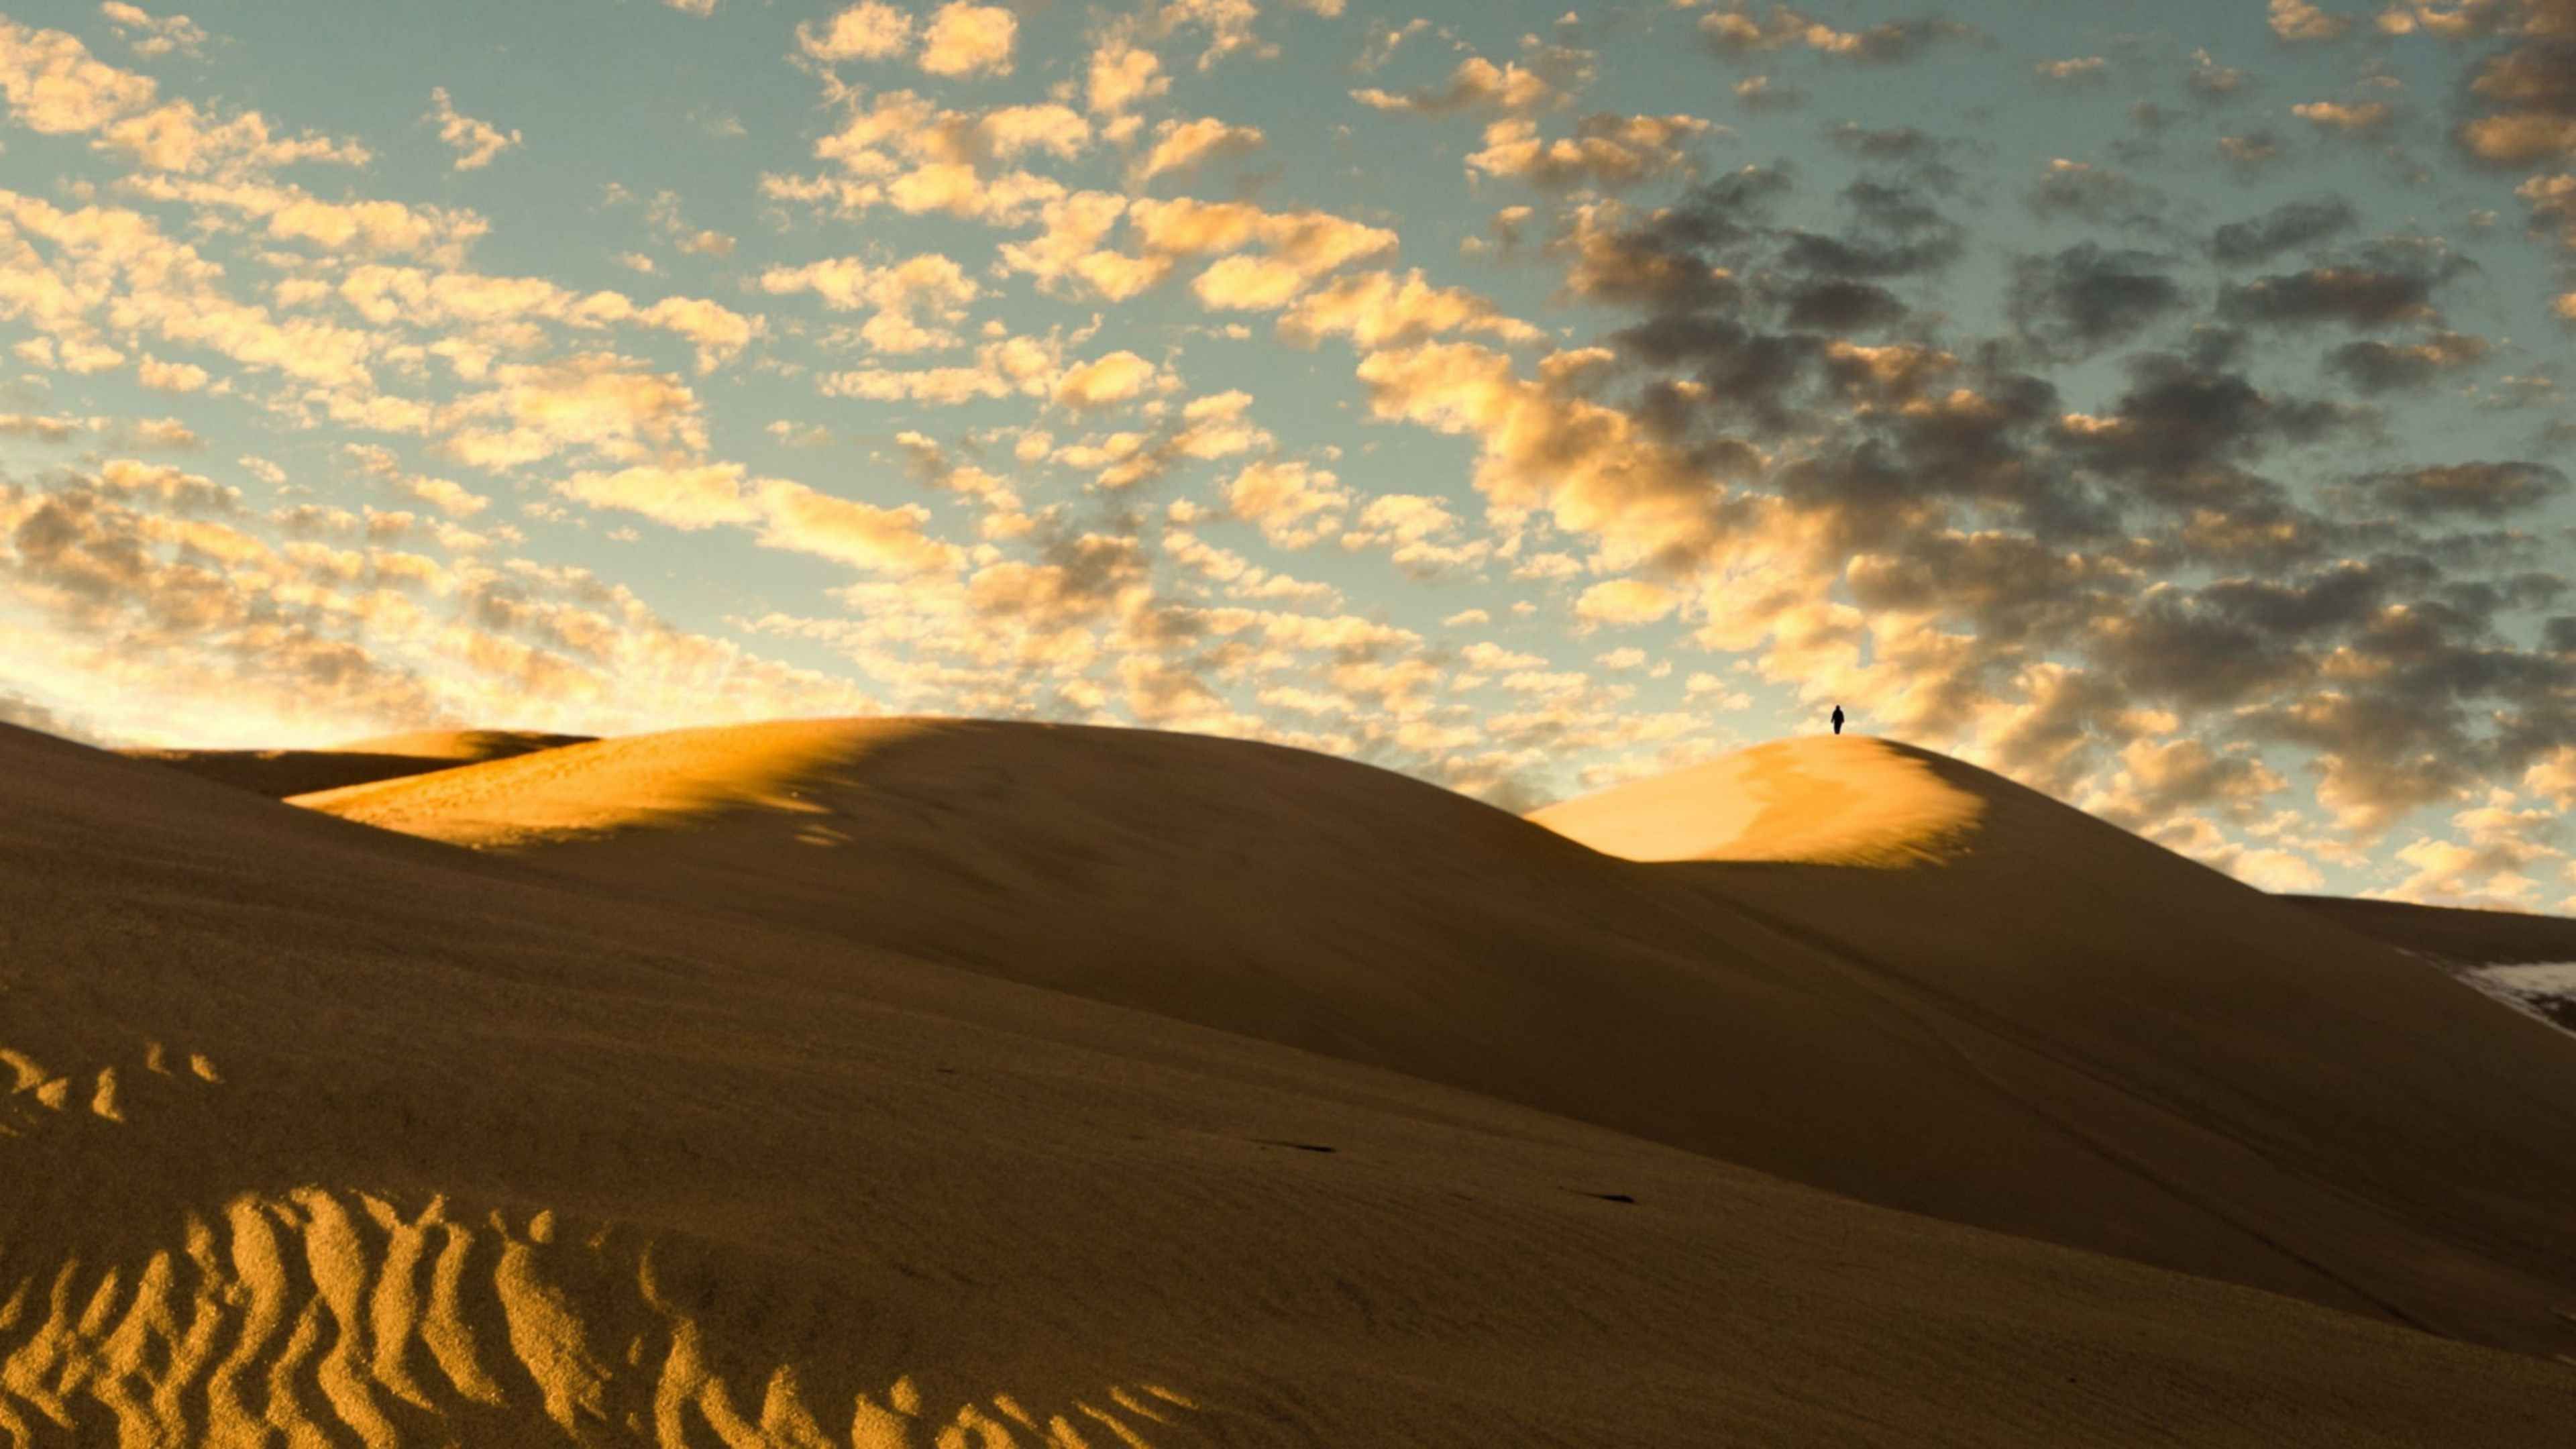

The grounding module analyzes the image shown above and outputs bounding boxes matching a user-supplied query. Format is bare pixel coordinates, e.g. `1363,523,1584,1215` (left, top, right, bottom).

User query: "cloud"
1085,40,1168,115
2187,48,2248,101
1226,461,1348,547
1731,74,1807,113
1052,350,1162,410
1280,270,1544,348
1353,56,1562,115
120,176,484,260
2455,34,2576,163
2024,158,2164,230
2218,261,2456,329
2034,56,2108,85
2209,197,2357,264
2292,100,2393,133
330,263,757,370
752,482,962,576
1698,5,1973,64
1,22,367,176
554,464,959,577
0,19,158,134
759,252,978,352
1466,113,1715,189
2322,331,2489,392
437,354,708,470
99,3,207,60
1134,117,1265,184
918,3,1017,78
773,89,1087,225
2205,132,2287,176
2268,0,2353,40
2007,243,2188,358
1576,578,1680,624
425,87,523,170
798,2,914,62
2518,172,2576,249
137,354,210,392
557,464,759,530
1,465,875,745
2360,460,2565,517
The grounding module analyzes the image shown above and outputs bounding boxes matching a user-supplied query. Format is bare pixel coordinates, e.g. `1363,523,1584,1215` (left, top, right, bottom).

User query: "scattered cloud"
425,88,522,171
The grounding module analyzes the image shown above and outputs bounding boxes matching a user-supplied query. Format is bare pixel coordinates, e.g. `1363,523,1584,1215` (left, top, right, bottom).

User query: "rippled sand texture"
13,718,2576,1444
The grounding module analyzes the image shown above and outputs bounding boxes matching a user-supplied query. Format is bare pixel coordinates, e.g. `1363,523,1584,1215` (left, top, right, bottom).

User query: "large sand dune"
119,730,592,799
11,716,2576,1443
288,719,2576,1360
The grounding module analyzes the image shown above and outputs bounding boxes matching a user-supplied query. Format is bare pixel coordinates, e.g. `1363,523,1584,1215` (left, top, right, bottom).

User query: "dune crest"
122,731,594,800
289,720,918,850
1527,737,1984,865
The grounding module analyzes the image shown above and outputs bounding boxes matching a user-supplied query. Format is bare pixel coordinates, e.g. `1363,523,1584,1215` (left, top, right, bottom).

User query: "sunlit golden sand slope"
120,730,592,800
294,719,2576,1360
10,717,2576,1445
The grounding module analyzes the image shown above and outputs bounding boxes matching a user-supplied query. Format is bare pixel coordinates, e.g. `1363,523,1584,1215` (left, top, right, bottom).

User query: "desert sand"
8,717,2575,1446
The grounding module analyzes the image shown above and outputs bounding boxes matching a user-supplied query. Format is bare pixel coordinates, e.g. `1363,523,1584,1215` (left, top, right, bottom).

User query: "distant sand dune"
120,731,592,800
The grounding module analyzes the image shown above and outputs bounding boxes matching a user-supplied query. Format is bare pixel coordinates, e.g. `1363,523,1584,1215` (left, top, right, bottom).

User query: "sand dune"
290,720,2576,1360
2286,894,2576,965
119,730,592,799
11,716,2576,1443
2286,896,2576,1038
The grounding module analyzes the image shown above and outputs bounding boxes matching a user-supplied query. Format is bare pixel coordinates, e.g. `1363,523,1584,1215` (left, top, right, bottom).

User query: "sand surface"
287,722,2576,1360
10,718,2576,1444
119,730,592,799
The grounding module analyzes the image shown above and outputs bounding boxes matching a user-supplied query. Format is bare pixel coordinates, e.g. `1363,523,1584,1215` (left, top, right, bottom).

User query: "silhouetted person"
1831,704,1845,736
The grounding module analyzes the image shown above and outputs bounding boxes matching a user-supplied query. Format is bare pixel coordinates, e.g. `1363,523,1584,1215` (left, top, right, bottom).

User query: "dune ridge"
120,731,592,800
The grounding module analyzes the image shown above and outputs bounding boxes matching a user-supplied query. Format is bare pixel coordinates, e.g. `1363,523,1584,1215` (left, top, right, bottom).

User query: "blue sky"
2,0,2573,908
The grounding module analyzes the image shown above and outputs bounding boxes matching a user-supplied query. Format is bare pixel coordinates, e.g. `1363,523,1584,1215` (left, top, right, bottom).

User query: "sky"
1,0,2573,910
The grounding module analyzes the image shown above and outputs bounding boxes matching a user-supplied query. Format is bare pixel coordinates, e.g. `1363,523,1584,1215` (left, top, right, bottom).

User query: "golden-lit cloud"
425,87,522,170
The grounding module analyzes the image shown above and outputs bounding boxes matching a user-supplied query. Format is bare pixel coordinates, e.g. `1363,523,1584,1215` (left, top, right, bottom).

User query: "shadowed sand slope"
120,730,592,799
2286,895,2576,965
15,722,2575,1444
297,719,2576,1358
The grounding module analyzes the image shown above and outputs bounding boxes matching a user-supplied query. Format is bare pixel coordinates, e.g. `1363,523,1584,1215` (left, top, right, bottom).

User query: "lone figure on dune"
1831,704,1845,736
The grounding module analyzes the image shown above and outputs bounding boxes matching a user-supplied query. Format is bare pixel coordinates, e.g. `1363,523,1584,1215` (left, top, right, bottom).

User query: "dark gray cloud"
2210,197,2359,264
2008,243,2190,358
2322,331,2491,392
2365,460,2567,518
2025,160,2166,231
2216,131,2286,177
1822,122,1970,190
2218,253,2465,330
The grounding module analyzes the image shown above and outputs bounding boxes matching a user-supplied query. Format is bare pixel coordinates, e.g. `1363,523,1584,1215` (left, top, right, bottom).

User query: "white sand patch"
2461,962,2576,1033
